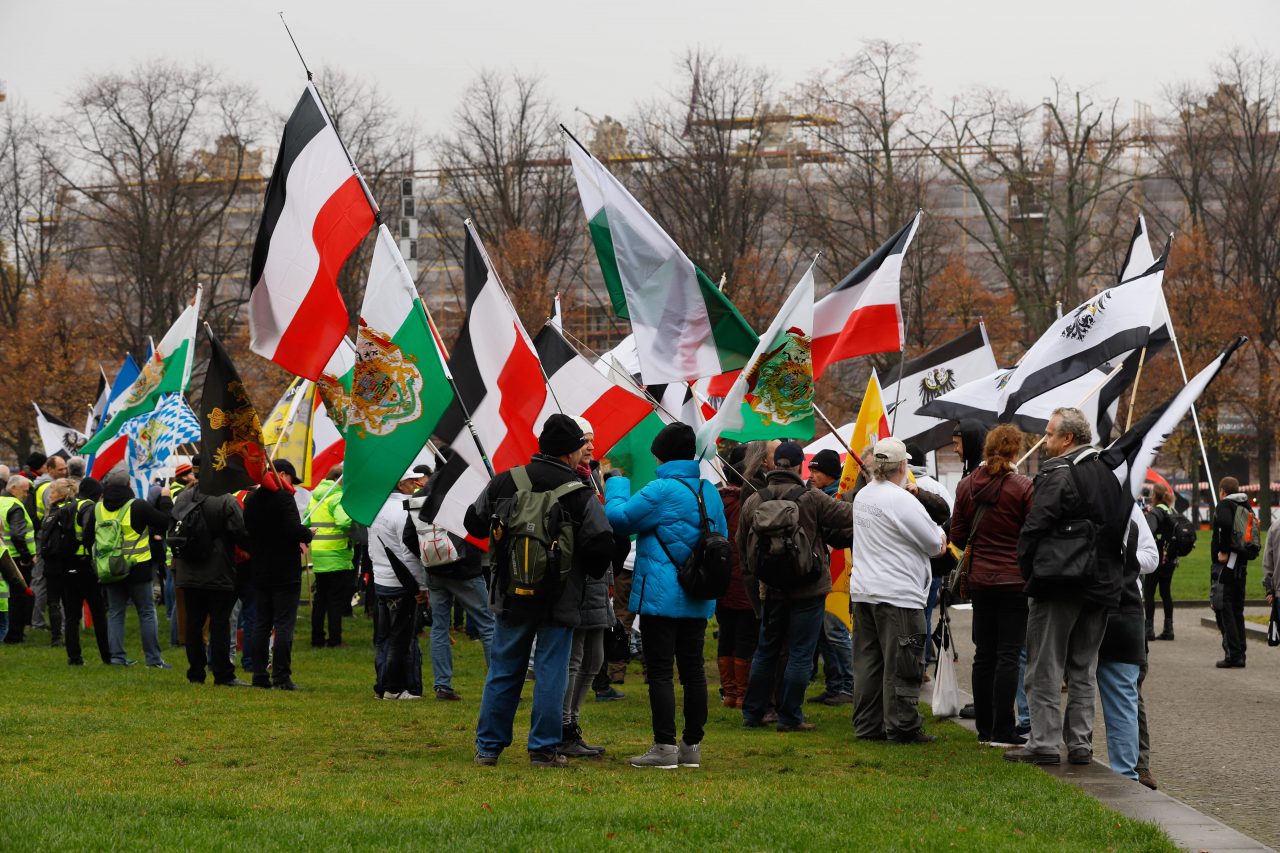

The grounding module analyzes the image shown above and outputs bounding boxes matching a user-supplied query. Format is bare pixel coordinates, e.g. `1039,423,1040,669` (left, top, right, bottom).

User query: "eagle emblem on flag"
1061,289,1113,342
742,327,813,426
918,367,956,405
349,327,424,439
122,353,165,409
208,381,267,479
316,371,351,434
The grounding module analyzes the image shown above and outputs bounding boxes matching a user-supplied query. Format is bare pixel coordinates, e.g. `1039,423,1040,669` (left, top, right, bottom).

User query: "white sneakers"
629,741,701,769
378,691,422,700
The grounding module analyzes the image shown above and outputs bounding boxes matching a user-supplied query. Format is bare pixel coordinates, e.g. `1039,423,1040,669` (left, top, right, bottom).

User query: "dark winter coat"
244,484,312,588
716,484,753,611
1099,519,1147,666
464,453,614,627
955,419,988,477
82,477,172,586
737,469,853,603
171,487,249,592
951,467,1035,591
1211,492,1254,573
1017,445,1127,608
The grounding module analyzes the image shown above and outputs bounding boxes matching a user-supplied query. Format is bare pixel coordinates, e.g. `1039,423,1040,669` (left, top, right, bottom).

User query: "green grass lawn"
1167,535,1268,601
0,605,1175,852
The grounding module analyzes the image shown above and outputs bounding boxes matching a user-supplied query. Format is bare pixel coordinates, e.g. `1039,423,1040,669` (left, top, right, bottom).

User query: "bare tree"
916,82,1133,341
0,104,65,328
52,61,263,357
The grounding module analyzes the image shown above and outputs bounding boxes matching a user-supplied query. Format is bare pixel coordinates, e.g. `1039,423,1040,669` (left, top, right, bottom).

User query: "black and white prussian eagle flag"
879,324,997,451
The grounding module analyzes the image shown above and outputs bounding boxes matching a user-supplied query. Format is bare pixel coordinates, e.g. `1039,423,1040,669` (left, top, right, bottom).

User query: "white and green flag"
697,260,816,456
340,225,454,525
82,288,201,454
567,135,757,385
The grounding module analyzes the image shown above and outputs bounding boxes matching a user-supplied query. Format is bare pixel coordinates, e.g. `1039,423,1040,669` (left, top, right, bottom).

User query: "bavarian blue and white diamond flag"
120,393,202,496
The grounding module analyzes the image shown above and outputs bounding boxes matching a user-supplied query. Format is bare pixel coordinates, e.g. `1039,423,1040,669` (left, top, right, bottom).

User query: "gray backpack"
746,485,819,590
490,466,586,612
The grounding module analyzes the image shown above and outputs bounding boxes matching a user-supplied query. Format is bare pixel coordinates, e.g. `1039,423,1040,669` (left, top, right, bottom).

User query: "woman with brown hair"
950,424,1035,747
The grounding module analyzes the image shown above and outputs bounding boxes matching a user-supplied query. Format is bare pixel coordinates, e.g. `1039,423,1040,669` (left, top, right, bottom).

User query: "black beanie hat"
78,476,103,501
650,422,696,463
26,451,48,471
809,448,842,478
539,413,587,457
773,441,805,470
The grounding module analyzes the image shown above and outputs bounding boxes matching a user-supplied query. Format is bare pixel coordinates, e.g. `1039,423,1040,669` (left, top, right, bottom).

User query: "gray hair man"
849,437,948,744
1006,407,1127,766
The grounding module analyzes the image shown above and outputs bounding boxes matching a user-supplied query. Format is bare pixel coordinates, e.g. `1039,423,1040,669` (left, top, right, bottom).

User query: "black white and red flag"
249,83,375,380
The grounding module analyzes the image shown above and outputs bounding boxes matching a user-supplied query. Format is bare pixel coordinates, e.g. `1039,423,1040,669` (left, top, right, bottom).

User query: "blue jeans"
163,572,178,647
923,577,941,663
428,574,494,691
814,610,853,696
743,595,825,727
475,616,572,756
1016,647,1030,728
104,579,164,666
1096,660,1141,780
0,610,8,643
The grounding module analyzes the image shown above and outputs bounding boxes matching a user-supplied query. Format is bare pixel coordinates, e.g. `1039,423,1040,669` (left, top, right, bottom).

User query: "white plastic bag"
930,621,963,718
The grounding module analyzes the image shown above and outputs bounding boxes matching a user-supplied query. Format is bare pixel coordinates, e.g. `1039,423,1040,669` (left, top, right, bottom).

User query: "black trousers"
1215,567,1247,662
969,587,1028,742
374,590,418,696
183,588,237,684
3,559,35,643
639,616,707,746
250,584,300,686
58,567,110,664
1143,571,1174,626
715,604,759,659
311,569,353,646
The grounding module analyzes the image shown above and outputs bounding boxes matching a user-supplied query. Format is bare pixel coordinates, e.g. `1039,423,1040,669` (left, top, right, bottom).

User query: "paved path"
946,605,1279,849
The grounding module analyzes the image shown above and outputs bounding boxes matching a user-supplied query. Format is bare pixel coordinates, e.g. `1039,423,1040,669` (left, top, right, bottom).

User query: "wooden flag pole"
1016,360,1128,469
1123,346,1149,432
812,402,870,480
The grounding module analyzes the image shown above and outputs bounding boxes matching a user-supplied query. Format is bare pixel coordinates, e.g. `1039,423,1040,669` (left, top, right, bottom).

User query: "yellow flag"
836,370,891,496
261,378,317,485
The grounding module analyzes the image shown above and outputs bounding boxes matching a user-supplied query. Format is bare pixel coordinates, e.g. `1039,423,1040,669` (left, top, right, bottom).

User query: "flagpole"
889,209,925,433
1160,281,1217,506
464,218,566,416
813,403,870,479
1016,360,1128,468
301,474,343,524
413,286,496,477
1123,346,1149,432
269,378,309,461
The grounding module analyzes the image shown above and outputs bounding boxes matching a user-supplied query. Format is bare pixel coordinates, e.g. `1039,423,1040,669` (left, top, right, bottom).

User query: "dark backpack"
745,484,821,591
1230,502,1262,560
489,466,586,612
653,478,732,600
169,494,214,562
39,499,80,561
1168,512,1197,559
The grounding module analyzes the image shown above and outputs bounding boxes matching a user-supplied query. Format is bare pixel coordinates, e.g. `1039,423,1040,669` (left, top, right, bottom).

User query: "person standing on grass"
243,460,313,690
84,471,173,669
1211,477,1254,669
171,468,251,687
949,425,1035,748
1007,407,1127,767
849,438,948,745
739,442,853,733
558,417,612,758
804,448,854,708
1,474,37,644
714,444,757,710
307,466,355,648
467,415,614,768
604,422,726,770
370,468,429,701
1143,483,1180,641
60,477,110,664
1096,505,1158,781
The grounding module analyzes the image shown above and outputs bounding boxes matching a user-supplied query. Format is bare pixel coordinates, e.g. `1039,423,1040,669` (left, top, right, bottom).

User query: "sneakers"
147,661,173,669
986,734,1028,748
474,752,499,767
1068,748,1092,765
595,687,626,702
435,688,463,701
777,721,817,733
629,743,678,769
677,741,700,768
529,750,569,768
1004,747,1060,765
1137,768,1158,790
822,692,854,706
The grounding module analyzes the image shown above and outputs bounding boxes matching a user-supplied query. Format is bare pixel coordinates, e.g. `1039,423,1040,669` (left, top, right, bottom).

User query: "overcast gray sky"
3,0,1276,153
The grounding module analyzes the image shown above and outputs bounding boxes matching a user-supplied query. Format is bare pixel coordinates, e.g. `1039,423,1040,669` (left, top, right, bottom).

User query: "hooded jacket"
81,476,173,585
465,453,614,627
716,483,753,611
951,466,1035,591
604,459,726,620
1211,492,1255,570
955,419,988,477
737,468,853,603
1017,445,1127,608
171,486,249,592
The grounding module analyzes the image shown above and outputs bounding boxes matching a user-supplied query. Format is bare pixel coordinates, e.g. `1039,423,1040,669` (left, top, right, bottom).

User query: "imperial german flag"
199,330,268,496
339,225,454,526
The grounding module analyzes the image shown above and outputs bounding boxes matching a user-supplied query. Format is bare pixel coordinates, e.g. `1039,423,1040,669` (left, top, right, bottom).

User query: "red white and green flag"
566,134,757,385
339,225,454,525
82,288,201,454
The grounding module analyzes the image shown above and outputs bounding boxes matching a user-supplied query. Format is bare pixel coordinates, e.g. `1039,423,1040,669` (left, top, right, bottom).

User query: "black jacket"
82,478,173,585
172,487,249,592
1017,445,1127,608
244,484,312,588
464,454,613,627
1211,493,1253,572
1099,519,1146,665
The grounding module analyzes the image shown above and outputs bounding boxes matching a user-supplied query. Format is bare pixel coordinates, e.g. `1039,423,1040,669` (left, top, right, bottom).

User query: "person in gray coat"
171,476,250,686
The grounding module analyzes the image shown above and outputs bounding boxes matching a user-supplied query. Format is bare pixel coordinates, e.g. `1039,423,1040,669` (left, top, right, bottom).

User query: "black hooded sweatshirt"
955,419,988,477
82,477,173,586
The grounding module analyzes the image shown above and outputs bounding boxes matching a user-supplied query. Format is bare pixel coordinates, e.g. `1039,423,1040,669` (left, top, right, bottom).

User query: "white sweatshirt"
850,479,946,609
370,492,426,591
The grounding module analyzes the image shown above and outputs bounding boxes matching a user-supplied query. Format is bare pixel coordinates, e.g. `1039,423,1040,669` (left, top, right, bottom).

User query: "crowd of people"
0,405,1258,783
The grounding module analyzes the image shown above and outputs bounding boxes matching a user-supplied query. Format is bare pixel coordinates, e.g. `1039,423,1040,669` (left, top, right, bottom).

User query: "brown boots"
718,657,753,709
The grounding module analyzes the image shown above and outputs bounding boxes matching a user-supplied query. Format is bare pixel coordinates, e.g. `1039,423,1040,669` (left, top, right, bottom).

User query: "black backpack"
655,478,732,600
169,494,214,562
39,499,81,561
1168,512,1197,559
745,484,821,591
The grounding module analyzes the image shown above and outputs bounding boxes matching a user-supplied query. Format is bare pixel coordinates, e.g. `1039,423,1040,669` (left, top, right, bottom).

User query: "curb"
1198,615,1272,645
1171,599,1270,608
942,691,1276,852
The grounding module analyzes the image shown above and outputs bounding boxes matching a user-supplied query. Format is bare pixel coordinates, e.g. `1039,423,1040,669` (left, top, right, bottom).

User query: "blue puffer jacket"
604,459,725,619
